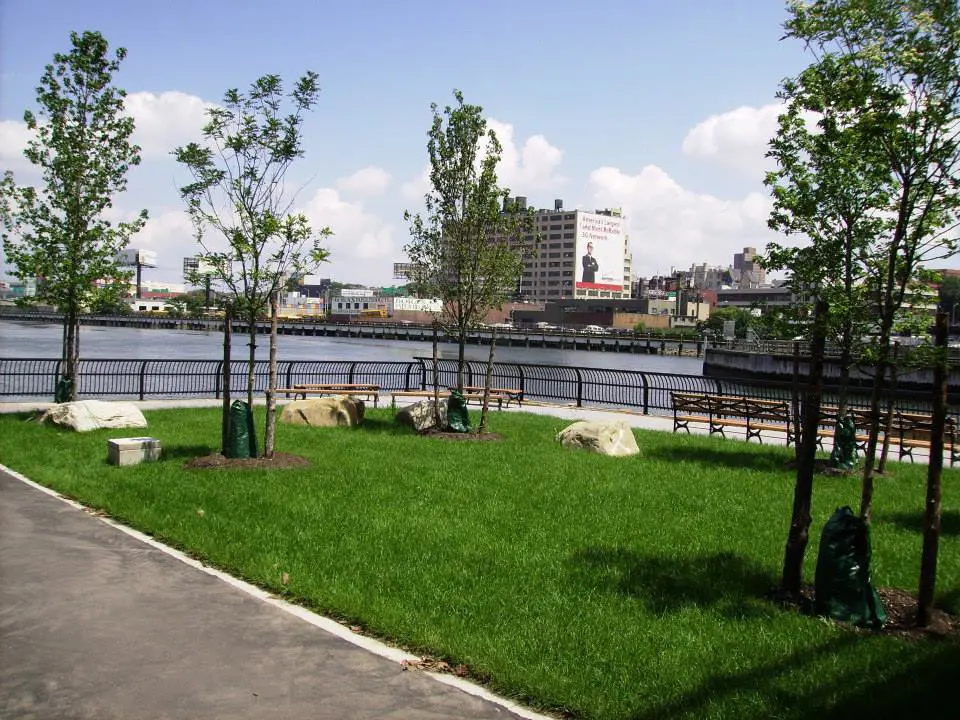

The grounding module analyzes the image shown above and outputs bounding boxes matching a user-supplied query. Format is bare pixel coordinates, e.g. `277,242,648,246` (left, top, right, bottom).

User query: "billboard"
117,248,157,268
393,297,442,313
575,213,624,292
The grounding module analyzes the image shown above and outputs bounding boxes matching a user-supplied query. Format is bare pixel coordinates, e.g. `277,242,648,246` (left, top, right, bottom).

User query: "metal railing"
2,357,955,419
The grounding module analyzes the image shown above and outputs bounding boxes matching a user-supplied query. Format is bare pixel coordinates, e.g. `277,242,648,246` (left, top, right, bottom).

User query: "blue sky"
1,0,816,285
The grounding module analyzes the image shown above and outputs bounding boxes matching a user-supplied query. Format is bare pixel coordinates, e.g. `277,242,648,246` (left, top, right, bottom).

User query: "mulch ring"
184,452,311,470
418,428,504,442
771,584,958,639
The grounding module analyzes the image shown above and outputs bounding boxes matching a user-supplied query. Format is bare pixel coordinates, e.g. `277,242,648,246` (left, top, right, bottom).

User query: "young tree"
174,73,330,458
779,0,960,522
404,90,535,394
0,31,147,400
763,49,889,416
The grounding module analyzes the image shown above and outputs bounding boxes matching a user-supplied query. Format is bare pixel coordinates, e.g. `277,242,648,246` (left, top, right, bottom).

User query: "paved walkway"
0,469,538,720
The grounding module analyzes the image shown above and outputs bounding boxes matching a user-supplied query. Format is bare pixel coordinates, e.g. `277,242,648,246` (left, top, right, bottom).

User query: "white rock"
41,400,148,433
557,421,640,457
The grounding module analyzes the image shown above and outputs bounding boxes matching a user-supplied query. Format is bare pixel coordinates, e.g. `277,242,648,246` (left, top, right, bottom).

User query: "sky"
1,0,819,287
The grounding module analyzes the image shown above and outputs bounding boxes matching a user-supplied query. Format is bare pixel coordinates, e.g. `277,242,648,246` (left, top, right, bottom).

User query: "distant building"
732,246,766,288
298,276,332,298
715,286,793,311
495,197,633,303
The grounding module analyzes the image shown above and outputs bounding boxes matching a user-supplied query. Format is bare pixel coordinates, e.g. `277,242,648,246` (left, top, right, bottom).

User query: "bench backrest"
671,392,789,422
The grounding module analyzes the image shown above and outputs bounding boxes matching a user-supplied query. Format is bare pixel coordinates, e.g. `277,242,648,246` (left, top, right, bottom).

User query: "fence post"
518,364,526,400
285,361,294,389
349,362,356,384
139,361,148,401
641,373,650,415
576,368,583,408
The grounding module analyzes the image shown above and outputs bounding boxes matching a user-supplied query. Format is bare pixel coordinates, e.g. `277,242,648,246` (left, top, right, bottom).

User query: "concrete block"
108,437,162,467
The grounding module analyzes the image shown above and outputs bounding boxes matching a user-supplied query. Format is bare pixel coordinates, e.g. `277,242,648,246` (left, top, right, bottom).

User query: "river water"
0,319,704,374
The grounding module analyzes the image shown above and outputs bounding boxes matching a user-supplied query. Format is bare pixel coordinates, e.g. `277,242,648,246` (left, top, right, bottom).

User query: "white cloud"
487,119,564,192
336,166,391,197
400,119,564,204
0,90,214,173
588,164,776,277
681,103,784,175
124,90,215,159
400,166,430,203
0,119,35,175
301,188,395,284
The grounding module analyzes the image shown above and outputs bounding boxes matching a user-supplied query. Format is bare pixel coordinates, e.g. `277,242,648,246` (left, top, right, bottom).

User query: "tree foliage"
173,72,330,456
0,31,147,399
404,90,536,392
770,0,960,522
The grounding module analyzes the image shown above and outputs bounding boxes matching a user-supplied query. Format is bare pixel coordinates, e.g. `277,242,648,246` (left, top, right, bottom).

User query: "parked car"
583,325,607,335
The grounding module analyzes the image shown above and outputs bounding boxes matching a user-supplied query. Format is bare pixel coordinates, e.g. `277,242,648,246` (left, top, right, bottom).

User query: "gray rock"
395,399,448,432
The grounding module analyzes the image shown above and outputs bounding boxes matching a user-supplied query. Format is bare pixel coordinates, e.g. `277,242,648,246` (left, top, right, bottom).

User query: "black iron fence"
1,357,954,419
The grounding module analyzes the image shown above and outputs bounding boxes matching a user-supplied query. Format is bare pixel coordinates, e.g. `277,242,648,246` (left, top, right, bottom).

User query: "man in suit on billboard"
582,242,599,283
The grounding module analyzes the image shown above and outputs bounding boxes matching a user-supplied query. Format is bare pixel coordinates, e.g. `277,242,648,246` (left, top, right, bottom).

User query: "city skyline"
3,1,819,286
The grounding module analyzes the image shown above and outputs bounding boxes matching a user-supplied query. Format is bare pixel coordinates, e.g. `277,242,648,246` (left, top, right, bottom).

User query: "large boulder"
40,400,148,433
395,399,448,432
557,421,640,457
279,397,364,427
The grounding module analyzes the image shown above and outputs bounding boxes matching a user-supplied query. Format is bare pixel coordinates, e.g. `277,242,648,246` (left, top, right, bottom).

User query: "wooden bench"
896,411,959,466
671,392,794,445
811,407,959,466
814,406,875,452
275,384,380,407
389,389,509,410
460,385,524,407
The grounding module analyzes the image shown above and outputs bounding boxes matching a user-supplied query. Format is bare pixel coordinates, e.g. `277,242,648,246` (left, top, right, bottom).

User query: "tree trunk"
432,320,441,428
792,340,802,461
859,338,891,523
478,328,497,434
62,308,80,401
457,324,467,392
782,299,828,597
837,323,852,417
221,303,233,455
877,343,900,475
917,313,948,627
246,317,257,409
264,292,279,459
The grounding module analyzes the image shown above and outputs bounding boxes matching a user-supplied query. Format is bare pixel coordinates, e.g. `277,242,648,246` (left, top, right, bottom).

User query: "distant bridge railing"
1,357,956,419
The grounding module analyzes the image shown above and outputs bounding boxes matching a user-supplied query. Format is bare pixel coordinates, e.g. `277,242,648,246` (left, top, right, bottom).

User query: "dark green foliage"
404,90,536,391
0,31,147,398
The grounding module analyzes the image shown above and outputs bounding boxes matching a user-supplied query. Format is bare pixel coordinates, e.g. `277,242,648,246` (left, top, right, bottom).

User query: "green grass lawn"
1,407,958,720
